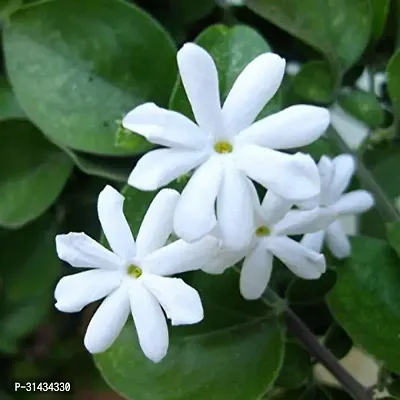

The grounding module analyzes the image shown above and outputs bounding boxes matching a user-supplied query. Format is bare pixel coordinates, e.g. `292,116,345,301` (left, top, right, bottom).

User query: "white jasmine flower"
301,155,374,259
55,185,218,362
123,43,330,251
203,189,332,300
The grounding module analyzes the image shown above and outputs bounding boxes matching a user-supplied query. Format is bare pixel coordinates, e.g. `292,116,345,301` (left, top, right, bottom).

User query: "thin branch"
284,308,373,400
263,290,373,400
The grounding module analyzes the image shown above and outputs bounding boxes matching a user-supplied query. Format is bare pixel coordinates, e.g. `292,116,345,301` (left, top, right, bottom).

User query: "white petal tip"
173,220,216,244
170,313,204,326
99,185,123,199
54,302,73,313
158,188,181,200
335,251,351,260
143,346,168,363
365,192,375,208
240,292,262,301
84,336,111,355
128,171,162,191
201,266,228,275
178,42,202,56
55,232,82,261
289,153,321,200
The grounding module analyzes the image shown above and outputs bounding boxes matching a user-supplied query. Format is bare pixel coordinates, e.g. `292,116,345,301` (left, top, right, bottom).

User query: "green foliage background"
0,0,400,399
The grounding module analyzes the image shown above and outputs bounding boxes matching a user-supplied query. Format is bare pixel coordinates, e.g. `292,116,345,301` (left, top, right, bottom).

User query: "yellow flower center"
214,141,233,154
255,225,271,237
127,264,142,278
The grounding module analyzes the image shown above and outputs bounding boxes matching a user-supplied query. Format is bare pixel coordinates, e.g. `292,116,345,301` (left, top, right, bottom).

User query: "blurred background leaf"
0,119,72,228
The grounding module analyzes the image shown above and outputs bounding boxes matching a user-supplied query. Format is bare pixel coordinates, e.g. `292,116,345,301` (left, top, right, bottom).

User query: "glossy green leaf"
0,119,72,228
276,342,311,389
388,51,400,117
386,222,400,258
96,185,285,400
338,89,384,127
115,122,153,153
0,0,21,20
370,0,390,42
3,0,177,155
170,24,281,120
0,76,25,120
292,61,335,104
247,0,371,75
327,236,400,373
96,273,284,400
61,145,132,183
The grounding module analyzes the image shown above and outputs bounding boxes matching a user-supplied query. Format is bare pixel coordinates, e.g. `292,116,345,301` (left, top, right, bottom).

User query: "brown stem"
263,289,373,400
284,308,373,400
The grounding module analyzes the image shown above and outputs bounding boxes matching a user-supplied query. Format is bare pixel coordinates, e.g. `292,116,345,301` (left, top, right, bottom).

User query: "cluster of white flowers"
54,43,374,363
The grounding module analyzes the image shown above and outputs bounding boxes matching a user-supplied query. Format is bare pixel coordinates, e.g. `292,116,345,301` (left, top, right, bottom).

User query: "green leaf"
0,215,60,303
292,61,335,104
96,276,284,400
0,215,60,351
115,122,152,153
61,145,132,183
170,24,281,120
246,0,371,75
286,270,337,305
0,0,22,20
276,342,311,389
3,0,177,155
370,0,390,42
0,119,72,228
95,186,285,400
327,236,400,374
168,0,215,24
0,299,50,353
301,134,338,161
323,323,352,360
388,50,400,117
337,89,384,127
0,76,25,120
360,143,400,238
386,222,400,258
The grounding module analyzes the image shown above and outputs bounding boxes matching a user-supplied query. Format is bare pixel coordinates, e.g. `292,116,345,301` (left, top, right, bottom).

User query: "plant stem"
263,289,373,400
329,128,400,222
284,308,373,400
